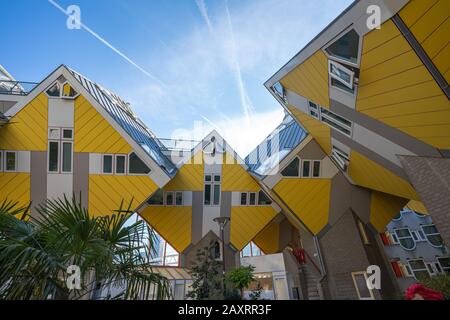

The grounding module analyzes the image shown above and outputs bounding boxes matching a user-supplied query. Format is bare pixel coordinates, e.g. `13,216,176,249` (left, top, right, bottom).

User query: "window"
61,82,79,99
211,241,222,260
308,101,320,120
302,160,311,177
129,152,151,174
320,107,352,136
258,191,272,205
351,272,374,300
272,82,286,102
325,29,360,65
61,142,72,173
176,192,183,206
249,192,256,206
437,257,450,274
241,242,264,258
204,174,221,206
166,192,174,206
408,259,429,280
48,142,59,172
313,161,321,177
148,189,164,205
102,155,113,174
46,82,61,97
49,127,73,173
0,151,2,172
281,157,299,177
240,192,248,205
421,225,443,248
332,145,349,171
329,60,354,90
115,155,126,175
4,151,17,172
395,228,416,251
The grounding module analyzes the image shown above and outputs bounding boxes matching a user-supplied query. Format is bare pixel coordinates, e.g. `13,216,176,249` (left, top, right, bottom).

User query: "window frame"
4,150,18,172
421,224,443,248
240,192,248,206
328,60,355,90
301,160,311,178
280,156,300,177
257,190,272,206
331,145,349,172
165,191,174,206
408,259,430,280
323,27,361,68
102,154,114,175
60,141,73,173
128,152,151,176
394,228,416,251
60,81,80,100
437,257,450,274
0,150,3,173
45,81,62,98
47,141,60,173
175,191,183,206
249,192,257,206
351,271,375,300
204,174,221,206
115,154,127,176
61,128,74,140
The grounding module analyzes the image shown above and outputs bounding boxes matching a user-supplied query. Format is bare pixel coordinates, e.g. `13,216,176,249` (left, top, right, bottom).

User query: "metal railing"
0,80,38,95
159,138,200,151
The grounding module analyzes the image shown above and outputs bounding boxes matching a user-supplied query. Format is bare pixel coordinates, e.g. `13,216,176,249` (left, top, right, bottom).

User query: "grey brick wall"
399,156,450,247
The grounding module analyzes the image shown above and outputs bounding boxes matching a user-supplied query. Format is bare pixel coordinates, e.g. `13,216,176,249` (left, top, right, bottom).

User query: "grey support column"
30,151,47,219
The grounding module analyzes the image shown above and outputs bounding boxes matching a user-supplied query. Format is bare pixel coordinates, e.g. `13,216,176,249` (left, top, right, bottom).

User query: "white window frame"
301,160,312,178
331,145,349,172
114,154,127,176
45,81,62,98
127,152,152,176
408,259,429,280
320,107,353,137
102,154,114,175
437,257,450,274
47,141,60,173
4,150,17,172
60,141,73,174
312,160,321,178
0,150,3,173
421,224,443,248
165,191,174,206
240,192,248,206
61,128,74,140
248,192,257,206
280,156,300,178
323,26,362,68
328,60,354,90
48,127,61,140
394,228,416,251
308,101,320,120
203,174,221,206
60,81,80,100
175,191,183,206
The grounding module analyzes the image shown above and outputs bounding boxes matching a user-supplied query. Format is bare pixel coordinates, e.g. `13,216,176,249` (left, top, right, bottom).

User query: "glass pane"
241,193,247,205
399,238,415,250
46,83,60,97
438,258,450,269
251,242,262,256
116,156,126,174
302,161,310,177
281,158,299,177
205,175,212,182
258,191,272,205
166,192,174,205
103,155,113,173
396,229,411,237
49,142,59,172
6,152,16,171
62,142,72,172
63,129,73,139
213,184,220,205
313,161,320,177
176,192,183,206
214,175,221,182
427,234,443,247
129,152,150,174
148,189,164,205
241,243,252,257
330,63,351,83
325,29,359,64
249,193,256,205
204,184,211,205
331,77,355,94
422,225,438,234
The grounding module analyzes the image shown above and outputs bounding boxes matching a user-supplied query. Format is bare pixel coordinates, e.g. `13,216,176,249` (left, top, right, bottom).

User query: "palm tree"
0,196,171,300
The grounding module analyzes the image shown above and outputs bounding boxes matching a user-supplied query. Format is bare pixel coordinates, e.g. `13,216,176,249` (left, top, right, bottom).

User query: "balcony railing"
159,138,200,151
0,80,38,95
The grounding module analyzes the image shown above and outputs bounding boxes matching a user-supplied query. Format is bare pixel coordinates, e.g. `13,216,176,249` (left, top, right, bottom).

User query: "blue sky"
1,0,353,156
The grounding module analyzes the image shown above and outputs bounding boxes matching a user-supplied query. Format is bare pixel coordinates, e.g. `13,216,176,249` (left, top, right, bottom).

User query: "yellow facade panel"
399,0,438,28
0,94,48,151
88,175,158,217
230,206,277,251
433,44,450,83
370,191,408,232
348,150,419,201
407,200,429,215
222,154,260,192
287,105,331,154
140,206,192,253
74,95,132,154
0,173,30,209
362,19,402,54
253,221,280,255
273,178,331,235
405,0,448,43
164,151,204,191
281,50,329,108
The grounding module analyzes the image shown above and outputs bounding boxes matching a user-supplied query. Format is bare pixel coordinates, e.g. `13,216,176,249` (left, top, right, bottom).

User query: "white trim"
421,224,443,248
47,141,60,173
48,127,61,140
60,80,80,100
351,271,375,300
328,60,355,90
61,128,74,140
114,154,127,176
60,141,73,174
323,26,362,68
394,227,416,251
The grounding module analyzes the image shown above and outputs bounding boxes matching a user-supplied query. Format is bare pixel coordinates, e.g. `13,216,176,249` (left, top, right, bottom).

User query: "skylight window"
46,82,61,97
325,29,360,65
